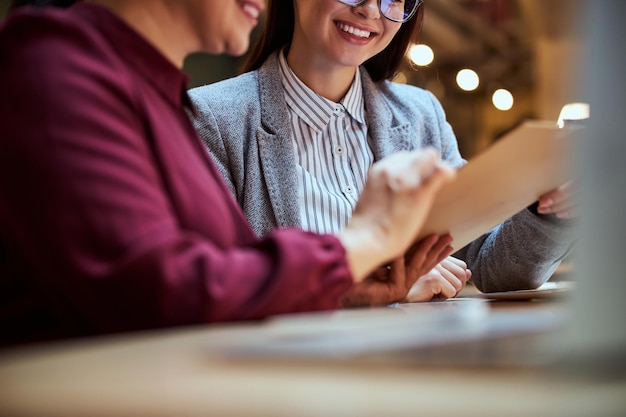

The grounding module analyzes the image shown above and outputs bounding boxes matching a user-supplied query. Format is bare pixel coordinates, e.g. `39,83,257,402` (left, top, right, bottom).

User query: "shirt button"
345,186,354,194
333,106,344,116
335,146,344,154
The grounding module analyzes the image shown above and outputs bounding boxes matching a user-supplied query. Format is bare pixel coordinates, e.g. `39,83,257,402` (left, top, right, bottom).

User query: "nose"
352,0,381,20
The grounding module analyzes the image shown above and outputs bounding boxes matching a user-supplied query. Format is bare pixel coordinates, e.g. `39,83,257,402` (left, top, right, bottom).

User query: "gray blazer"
189,52,575,292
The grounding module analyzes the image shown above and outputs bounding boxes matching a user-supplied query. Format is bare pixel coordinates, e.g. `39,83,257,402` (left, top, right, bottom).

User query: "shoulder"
363,75,463,165
188,71,263,133
1,8,124,70
0,7,144,156
377,80,443,114
189,71,260,110
371,80,450,130
1,7,134,105
188,52,282,115
1,7,82,38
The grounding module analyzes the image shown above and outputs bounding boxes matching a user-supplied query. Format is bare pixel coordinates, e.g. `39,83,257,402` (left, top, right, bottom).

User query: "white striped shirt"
278,51,374,234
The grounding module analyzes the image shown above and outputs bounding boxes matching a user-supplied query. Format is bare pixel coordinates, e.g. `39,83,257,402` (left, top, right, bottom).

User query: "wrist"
338,226,387,282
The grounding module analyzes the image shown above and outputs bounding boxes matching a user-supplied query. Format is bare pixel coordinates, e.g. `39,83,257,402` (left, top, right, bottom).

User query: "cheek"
377,28,401,54
382,22,402,45
193,15,223,53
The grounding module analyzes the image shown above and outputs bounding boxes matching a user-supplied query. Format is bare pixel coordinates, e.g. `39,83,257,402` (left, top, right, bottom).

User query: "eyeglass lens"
338,0,421,23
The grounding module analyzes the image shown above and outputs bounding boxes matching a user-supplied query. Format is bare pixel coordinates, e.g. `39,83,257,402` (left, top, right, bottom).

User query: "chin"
202,37,249,57
222,33,252,57
226,41,250,57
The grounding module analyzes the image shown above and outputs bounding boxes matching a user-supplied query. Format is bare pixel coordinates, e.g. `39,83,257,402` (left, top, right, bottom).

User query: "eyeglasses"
337,0,424,23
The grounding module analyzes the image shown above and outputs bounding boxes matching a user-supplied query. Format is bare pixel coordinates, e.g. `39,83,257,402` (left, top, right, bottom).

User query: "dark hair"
243,0,424,82
9,0,78,11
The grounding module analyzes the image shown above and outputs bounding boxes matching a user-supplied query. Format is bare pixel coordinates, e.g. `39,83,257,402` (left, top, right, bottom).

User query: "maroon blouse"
0,3,353,345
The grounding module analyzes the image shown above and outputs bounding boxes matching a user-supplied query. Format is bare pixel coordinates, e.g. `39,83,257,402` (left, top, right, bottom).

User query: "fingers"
344,257,409,307
375,148,455,194
406,234,439,267
444,257,472,280
387,257,406,288
369,265,390,281
341,149,456,279
445,256,473,284
539,200,578,218
406,234,453,279
426,235,454,269
441,256,469,277
384,148,439,191
356,254,471,306
406,271,457,302
413,161,456,198
538,181,578,218
435,259,469,296
405,257,472,302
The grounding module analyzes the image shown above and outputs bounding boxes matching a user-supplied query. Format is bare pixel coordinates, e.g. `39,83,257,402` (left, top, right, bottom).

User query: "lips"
337,22,372,39
239,0,264,20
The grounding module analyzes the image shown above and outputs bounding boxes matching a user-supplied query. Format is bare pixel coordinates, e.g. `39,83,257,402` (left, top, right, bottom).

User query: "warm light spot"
456,69,479,91
492,89,514,111
408,44,434,66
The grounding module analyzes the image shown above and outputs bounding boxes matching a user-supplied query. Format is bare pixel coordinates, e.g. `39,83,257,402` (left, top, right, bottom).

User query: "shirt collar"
73,2,190,109
342,69,366,124
278,49,365,131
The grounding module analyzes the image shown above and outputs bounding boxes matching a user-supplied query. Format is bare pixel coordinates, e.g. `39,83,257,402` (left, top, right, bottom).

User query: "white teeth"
338,22,371,38
242,3,260,19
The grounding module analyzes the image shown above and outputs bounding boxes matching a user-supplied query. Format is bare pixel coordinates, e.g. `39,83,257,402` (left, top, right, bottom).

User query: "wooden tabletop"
0,297,624,417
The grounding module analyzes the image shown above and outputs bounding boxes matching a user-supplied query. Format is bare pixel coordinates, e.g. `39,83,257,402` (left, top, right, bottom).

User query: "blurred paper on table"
223,299,566,364
413,120,579,252
229,299,493,358
465,281,575,301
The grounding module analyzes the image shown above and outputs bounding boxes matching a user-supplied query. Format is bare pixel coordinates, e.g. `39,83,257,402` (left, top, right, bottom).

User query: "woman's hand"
404,233,453,284
537,180,578,219
341,234,453,307
339,148,456,283
405,256,472,302
338,149,455,306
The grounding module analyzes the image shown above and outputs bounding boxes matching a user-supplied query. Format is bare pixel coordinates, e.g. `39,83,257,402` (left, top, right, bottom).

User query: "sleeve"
0,14,353,336
454,209,576,292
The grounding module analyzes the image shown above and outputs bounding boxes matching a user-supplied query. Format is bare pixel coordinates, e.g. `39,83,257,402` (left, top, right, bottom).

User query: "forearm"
455,208,576,292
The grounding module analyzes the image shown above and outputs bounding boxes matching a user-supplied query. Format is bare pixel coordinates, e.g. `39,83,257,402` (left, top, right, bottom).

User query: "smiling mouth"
240,1,262,20
337,22,373,39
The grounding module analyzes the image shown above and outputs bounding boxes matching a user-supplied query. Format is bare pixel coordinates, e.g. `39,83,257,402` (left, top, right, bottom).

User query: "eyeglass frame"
336,0,424,23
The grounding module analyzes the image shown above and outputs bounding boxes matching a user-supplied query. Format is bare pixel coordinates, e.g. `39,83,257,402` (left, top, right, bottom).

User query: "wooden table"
0,298,624,417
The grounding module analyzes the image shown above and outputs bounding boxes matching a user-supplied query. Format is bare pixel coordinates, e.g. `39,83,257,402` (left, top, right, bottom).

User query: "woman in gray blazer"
189,0,577,296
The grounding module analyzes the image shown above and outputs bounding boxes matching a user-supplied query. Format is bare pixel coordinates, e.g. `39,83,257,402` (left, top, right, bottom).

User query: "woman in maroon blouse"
0,0,454,346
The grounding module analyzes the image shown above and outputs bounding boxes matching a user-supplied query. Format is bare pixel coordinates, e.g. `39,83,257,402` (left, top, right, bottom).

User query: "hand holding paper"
411,120,579,253
538,180,578,218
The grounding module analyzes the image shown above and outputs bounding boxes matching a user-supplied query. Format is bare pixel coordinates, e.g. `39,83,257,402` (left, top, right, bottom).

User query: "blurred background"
0,0,586,158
